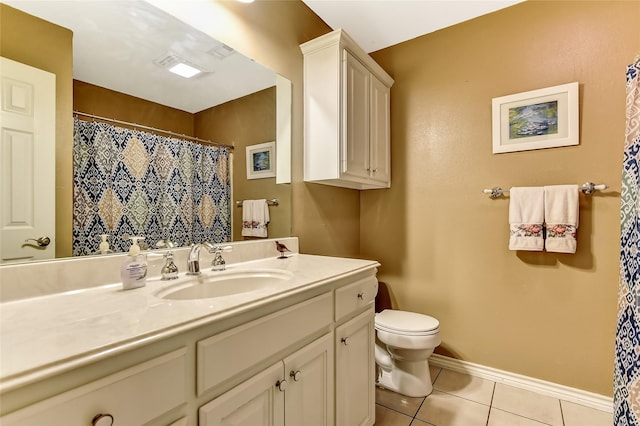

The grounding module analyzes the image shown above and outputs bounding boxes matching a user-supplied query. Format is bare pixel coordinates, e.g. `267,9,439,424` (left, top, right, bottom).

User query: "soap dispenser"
121,236,148,290
98,234,113,254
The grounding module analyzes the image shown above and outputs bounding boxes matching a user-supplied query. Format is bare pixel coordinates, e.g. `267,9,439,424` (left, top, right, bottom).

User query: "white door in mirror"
0,57,56,262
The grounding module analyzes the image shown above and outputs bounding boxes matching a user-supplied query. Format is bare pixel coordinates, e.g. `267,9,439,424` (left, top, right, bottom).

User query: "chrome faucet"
187,242,215,275
212,245,232,271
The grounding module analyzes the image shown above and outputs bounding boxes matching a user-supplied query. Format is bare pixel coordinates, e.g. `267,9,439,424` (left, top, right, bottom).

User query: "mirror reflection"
0,0,291,264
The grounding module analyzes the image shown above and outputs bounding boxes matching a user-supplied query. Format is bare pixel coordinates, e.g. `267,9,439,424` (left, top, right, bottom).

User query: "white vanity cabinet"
0,254,379,426
301,29,394,190
1,348,188,426
334,277,377,426
199,333,333,426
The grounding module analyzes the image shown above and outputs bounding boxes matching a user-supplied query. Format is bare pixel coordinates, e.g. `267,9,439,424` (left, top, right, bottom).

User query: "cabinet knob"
357,292,364,300
341,337,350,346
92,414,114,426
276,379,287,391
290,370,302,381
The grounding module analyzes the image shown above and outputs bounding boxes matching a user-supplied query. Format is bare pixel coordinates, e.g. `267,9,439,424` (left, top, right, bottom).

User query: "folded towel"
509,187,544,251
544,185,579,253
241,199,270,238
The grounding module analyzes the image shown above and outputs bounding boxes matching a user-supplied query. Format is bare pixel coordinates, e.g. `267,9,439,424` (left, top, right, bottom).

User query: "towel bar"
482,182,607,199
236,198,279,207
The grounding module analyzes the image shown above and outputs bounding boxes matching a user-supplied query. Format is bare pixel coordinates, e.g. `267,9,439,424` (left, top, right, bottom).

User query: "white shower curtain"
614,60,640,426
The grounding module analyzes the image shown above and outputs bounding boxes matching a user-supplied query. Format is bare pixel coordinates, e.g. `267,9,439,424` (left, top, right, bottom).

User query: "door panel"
1,57,56,262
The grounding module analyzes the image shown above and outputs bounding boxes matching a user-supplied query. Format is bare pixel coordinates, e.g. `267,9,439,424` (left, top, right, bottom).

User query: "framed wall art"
492,82,579,154
246,141,276,179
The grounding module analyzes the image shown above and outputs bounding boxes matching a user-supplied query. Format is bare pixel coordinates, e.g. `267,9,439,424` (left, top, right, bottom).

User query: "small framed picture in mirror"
246,141,276,179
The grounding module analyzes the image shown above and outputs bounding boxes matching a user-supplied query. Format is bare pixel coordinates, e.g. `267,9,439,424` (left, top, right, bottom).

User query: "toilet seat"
375,309,440,336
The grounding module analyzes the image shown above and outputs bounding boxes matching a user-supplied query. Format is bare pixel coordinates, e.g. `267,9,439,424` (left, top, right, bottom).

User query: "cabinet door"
284,333,334,426
369,76,391,186
335,308,375,426
342,50,371,181
199,362,285,426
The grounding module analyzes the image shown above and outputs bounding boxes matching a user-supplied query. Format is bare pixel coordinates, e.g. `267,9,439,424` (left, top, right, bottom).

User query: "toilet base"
376,357,434,397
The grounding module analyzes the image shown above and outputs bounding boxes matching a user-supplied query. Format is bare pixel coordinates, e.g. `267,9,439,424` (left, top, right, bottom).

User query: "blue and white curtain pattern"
614,61,640,426
73,118,231,255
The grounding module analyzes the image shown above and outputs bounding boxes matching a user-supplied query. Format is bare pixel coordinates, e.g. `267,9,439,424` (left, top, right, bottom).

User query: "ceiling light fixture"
154,53,203,79
168,63,201,78
237,0,255,3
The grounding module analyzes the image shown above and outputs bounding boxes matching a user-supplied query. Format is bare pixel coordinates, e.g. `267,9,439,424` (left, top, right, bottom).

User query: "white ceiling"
3,0,276,113
5,0,524,113
301,0,525,53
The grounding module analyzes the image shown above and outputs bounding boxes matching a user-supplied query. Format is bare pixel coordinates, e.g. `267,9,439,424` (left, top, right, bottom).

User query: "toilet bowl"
375,309,441,397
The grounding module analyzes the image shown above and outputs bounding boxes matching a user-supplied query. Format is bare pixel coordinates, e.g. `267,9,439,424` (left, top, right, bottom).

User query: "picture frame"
246,141,276,179
492,82,579,154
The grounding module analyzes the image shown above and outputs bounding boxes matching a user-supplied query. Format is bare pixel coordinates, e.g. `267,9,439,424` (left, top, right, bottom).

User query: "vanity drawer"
335,276,378,322
1,348,187,426
197,292,332,395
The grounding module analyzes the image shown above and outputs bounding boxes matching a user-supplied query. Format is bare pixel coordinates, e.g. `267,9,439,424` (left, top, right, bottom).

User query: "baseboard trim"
429,354,613,413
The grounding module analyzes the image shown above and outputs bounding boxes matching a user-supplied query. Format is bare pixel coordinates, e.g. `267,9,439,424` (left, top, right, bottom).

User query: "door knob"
24,236,51,247
341,337,350,346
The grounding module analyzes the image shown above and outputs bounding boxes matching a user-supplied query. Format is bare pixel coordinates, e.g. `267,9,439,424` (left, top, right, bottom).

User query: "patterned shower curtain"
72,118,231,255
614,61,640,426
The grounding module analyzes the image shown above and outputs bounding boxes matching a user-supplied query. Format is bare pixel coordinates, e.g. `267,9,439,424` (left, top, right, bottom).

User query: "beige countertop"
0,252,379,392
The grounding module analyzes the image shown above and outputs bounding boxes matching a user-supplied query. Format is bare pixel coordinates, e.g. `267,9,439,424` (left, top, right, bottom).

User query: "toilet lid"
375,310,439,335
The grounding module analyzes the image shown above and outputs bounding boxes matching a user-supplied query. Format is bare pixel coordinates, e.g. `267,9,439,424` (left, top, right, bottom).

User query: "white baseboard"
429,354,613,413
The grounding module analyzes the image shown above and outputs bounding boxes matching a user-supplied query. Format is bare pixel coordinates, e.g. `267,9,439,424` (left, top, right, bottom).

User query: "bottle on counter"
121,236,147,290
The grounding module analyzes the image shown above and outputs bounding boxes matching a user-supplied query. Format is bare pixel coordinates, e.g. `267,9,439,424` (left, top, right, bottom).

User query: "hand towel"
544,185,579,253
241,199,270,238
508,187,544,251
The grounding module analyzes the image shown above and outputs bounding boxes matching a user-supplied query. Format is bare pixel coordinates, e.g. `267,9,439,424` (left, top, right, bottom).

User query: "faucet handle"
213,245,233,253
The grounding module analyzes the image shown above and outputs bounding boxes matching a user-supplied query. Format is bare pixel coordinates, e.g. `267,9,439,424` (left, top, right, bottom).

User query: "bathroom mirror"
1,0,292,263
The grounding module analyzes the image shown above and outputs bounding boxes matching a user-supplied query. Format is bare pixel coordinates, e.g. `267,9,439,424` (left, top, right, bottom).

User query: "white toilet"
375,309,441,397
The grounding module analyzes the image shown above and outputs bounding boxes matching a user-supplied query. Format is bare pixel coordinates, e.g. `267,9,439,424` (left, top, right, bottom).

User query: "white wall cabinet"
301,29,394,190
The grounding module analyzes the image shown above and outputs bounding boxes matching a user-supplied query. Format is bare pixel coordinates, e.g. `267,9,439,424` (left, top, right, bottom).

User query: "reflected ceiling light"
168,63,201,78
237,0,255,3
155,53,203,79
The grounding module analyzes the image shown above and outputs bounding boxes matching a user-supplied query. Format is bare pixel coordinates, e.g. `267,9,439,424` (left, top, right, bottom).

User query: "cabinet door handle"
357,292,364,300
290,370,302,381
276,379,287,391
341,337,350,346
92,414,114,426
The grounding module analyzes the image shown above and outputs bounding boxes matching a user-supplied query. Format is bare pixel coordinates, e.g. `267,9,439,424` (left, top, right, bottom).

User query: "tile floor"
374,366,613,426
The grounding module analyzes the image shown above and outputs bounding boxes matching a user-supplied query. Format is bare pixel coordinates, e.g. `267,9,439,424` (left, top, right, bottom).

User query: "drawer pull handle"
276,379,287,391
92,414,114,426
357,292,364,300
341,337,350,346
290,370,302,381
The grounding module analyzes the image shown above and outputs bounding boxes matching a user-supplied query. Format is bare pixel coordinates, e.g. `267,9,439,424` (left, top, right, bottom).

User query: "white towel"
544,185,579,253
241,199,270,238
508,187,544,251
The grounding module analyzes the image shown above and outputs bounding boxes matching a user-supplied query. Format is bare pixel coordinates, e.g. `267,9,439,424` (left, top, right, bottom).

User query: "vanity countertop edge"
0,246,380,394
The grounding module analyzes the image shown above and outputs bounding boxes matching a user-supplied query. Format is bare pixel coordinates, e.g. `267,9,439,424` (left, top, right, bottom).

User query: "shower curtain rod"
73,111,234,150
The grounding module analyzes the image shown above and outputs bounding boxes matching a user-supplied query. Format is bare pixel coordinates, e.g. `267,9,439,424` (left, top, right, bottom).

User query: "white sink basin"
154,269,294,300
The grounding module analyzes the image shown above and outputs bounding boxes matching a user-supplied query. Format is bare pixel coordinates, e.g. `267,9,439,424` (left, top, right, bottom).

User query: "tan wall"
187,0,359,257
363,0,639,396
73,80,194,136
196,87,291,241
1,4,74,257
